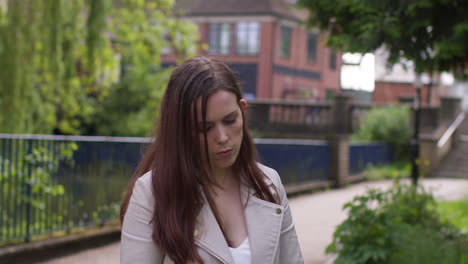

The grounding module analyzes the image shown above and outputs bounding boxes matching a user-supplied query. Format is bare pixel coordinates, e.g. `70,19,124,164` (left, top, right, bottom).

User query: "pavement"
37,178,468,264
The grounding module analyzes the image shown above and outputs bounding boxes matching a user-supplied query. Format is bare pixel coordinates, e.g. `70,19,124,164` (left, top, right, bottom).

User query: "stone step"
440,170,468,175
438,168,468,175
450,145,468,150
431,129,468,179
445,155,468,160
434,171,468,179
450,143,468,148
439,160,468,168
458,117,468,134
441,157,468,163
450,148,468,153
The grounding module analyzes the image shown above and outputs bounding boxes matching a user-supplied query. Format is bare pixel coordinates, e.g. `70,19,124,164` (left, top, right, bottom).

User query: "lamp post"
410,74,422,185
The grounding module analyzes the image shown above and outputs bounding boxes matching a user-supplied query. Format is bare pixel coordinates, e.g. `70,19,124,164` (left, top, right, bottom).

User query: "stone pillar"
419,137,437,177
439,96,462,125
247,101,270,132
331,95,352,134
328,135,349,187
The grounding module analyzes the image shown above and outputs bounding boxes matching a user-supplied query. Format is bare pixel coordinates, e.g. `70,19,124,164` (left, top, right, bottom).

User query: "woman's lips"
216,149,233,158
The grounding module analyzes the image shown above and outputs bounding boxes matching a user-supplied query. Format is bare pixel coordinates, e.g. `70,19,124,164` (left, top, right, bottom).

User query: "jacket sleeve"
274,170,305,264
120,176,165,264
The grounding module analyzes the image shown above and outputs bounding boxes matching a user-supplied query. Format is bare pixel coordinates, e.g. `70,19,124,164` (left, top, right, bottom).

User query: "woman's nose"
214,126,228,144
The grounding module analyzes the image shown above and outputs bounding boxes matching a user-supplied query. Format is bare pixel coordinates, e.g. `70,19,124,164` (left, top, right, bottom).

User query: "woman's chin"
213,157,237,170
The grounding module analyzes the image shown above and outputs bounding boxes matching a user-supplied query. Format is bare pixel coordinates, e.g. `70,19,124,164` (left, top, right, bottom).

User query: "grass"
438,198,468,233
363,162,410,181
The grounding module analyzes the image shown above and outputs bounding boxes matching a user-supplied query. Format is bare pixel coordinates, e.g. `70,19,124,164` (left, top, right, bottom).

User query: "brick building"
162,0,342,100
372,48,449,106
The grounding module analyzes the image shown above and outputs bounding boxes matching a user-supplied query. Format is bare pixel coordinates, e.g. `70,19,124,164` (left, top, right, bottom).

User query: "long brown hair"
120,57,278,264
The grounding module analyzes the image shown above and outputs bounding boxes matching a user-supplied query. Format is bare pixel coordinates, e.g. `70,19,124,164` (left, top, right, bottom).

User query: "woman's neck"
211,167,236,190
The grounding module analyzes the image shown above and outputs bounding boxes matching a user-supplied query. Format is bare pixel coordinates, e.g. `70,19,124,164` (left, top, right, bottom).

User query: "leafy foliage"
388,225,468,264
297,0,468,78
352,106,411,161
327,179,468,264
0,141,77,241
0,0,198,135
0,140,132,244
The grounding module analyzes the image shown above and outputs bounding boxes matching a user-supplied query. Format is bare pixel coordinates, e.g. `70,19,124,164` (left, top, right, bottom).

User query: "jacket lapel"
194,194,234,264
241,183,284,264
194,180,283,264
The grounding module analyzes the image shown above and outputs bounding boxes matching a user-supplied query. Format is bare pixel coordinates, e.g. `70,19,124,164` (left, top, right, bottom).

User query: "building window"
280,25,292,58
208,23,230,55
330,49,337,70
236,22,260,55
307,32,317,62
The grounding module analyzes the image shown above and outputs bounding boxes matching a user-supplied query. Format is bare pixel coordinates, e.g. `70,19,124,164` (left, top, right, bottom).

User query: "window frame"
307,32,317,63
235,21,260,56
207,22,231,55
279,25,292,58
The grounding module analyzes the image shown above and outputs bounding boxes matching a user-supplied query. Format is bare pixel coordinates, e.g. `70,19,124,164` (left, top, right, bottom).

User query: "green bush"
327,179,468,264
352,106,411,161
389,226,468,264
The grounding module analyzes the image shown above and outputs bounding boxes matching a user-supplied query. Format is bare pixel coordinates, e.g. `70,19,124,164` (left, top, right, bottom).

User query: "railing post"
328,95,352,187
24,139,32,243
332,95,352,134
328,135,349,187
247,101,270,134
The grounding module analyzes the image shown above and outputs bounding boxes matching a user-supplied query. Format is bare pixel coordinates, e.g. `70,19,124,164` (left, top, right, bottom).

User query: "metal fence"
255,139,331,183
0,134,149,245
349,142,392,175
0,134,390,245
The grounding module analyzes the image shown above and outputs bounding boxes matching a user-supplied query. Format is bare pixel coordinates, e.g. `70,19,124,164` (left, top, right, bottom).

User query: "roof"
175,0,309,22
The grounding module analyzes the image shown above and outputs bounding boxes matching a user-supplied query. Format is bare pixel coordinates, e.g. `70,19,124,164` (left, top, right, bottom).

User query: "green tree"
0,0,198,135
89,0,199,136
298,0,468,103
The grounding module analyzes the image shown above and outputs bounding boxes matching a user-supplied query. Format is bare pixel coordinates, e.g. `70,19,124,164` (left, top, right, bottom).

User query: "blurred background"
0,0,467,263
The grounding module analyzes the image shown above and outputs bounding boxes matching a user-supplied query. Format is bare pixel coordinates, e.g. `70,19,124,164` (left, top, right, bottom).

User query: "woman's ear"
239,99,248,114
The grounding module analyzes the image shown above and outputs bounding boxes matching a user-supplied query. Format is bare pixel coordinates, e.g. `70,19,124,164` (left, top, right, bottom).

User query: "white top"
228,237,252,264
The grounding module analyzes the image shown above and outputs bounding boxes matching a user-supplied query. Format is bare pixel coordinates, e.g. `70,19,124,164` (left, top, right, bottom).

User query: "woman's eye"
224,119,236,124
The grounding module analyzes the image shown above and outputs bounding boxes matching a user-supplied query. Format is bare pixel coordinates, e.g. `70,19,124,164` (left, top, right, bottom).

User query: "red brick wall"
373,81,442,106
162,20,342,101
256,22,275,98
271,23,340,100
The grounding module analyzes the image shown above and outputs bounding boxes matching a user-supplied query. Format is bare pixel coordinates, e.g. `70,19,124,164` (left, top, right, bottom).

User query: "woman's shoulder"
138,170,153,185
131,171,154,204
256,163,282,189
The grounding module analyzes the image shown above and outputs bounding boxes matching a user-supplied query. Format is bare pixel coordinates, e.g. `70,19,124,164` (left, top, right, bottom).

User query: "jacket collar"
194,194,235,264
194,179,283,264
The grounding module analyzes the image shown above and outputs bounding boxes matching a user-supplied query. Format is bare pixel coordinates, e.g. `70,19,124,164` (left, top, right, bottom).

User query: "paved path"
41,178,468,264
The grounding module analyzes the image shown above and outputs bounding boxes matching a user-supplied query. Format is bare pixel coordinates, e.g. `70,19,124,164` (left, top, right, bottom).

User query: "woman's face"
197,90,247,174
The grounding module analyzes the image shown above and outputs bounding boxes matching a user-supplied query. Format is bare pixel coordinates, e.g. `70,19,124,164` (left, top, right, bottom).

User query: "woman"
120,57,304,264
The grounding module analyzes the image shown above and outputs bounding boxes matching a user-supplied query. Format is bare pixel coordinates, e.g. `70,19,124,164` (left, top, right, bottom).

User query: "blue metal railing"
255,139,330,184
349,142,392,175
0,134,149,244
0,134,390,245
